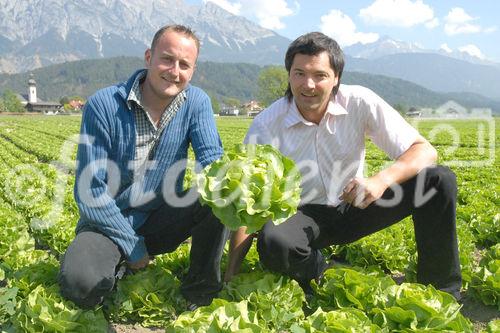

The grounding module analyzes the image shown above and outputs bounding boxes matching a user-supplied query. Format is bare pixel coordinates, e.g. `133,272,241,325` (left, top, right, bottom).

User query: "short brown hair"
150,24,200,55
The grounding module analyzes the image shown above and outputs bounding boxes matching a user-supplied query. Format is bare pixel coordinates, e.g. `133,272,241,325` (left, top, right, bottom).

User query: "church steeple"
28,73,37,103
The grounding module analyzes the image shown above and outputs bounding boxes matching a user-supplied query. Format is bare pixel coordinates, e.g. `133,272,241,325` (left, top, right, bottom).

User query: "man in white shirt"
225,32,461,300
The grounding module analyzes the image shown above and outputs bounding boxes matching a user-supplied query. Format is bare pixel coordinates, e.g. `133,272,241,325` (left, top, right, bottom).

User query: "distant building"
28,74,37,103
408,101,493,119
434,100,467,118
406,111,421,117
220,105,239,116
243,100,263,117
68,99,84,111
406,106,421,117
21,74,63,114
26,101,63,114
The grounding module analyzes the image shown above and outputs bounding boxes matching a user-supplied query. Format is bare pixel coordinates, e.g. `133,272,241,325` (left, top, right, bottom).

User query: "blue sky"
187,0,500,62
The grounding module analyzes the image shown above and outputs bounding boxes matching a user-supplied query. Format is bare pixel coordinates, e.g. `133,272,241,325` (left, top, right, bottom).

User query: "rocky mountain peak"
0,0,289,73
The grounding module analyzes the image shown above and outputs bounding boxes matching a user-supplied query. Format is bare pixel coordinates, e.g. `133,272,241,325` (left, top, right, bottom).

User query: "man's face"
289,51,338,122
144,30,198,103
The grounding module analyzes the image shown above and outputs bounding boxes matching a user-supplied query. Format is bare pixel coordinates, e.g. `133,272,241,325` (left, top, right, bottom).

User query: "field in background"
0,115,498,332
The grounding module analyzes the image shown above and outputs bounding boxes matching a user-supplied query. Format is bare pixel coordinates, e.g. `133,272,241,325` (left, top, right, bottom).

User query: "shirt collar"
284,95,348,128
126,70,147,110
126,71,187,112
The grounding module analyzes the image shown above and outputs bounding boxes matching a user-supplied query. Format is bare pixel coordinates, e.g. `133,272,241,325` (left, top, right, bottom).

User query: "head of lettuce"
196,144,302,234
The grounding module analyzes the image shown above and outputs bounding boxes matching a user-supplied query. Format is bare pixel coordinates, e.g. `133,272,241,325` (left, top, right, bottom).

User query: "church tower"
28,73,37,103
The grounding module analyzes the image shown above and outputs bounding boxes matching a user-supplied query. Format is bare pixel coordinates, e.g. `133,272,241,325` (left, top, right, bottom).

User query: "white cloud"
204,0,241,15
443,7,496,36
320,10,379,47
484,26,498,33
205,0,297,30
439,43,452,53
425,18,439,29
444,8,481,35
458,44,485,59
359,0,436,28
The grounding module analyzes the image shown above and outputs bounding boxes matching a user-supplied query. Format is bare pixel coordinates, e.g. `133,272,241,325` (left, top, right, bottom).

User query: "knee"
256,222,294,271
424,165,457,198
58,260,114,309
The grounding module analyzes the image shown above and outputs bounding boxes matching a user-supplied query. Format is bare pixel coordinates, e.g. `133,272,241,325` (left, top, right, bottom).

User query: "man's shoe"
298,279,315,303
315,259,336,285
298,260,336,301
187,302,200,311
185,295,213,311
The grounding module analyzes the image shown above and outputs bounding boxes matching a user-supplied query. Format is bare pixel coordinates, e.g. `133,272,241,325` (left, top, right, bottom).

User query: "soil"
460,293,499,332
109,324,163,333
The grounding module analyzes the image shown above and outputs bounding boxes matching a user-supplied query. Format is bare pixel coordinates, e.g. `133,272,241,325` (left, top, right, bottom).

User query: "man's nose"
304,76,315,88
168,61,180,76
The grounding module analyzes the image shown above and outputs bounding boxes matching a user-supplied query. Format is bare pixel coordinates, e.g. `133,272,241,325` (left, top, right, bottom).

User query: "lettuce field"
0,115,498,332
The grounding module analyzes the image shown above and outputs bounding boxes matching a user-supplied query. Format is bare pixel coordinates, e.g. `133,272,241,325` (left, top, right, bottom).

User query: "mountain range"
0,0,499,103
345,53,500,101
0,0,289,73
344,37,500,101
344,36,500,67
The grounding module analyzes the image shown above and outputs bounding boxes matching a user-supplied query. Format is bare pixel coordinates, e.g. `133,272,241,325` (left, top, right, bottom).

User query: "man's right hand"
127,252,150,271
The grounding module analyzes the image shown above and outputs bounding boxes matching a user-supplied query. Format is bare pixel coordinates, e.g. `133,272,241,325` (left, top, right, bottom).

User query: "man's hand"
340,137,437,210
127,252,150,271
340,176,388,209
224,228,256,282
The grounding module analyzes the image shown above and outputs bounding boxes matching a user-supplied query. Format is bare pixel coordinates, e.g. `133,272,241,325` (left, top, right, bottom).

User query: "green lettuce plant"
165,299,268,332
197,144,301,233
220,272,305,330
294,307,383,332
104,265,184,327
469,244,500,309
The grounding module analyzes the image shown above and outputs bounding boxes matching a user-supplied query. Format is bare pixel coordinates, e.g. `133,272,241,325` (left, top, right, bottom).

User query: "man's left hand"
340,176,388,209
127,252,150,271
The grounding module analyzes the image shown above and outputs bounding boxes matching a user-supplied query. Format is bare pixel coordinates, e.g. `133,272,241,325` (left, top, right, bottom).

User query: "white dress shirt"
244,84,419,206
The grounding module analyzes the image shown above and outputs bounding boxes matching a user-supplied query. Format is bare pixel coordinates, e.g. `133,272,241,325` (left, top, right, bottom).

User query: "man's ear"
144,48,151,68
189,63,197,80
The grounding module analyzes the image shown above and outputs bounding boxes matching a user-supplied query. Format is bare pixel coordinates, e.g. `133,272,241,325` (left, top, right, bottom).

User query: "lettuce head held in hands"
197,144,302,234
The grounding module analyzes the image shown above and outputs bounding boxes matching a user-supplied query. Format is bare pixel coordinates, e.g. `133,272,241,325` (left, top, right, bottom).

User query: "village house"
242,100,263,117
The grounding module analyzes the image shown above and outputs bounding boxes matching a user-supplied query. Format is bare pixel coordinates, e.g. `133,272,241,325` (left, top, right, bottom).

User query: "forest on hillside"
1,56,499,113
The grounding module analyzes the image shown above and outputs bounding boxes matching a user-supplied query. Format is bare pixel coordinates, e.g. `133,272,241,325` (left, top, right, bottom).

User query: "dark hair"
284,32,344,101
150,24,200,55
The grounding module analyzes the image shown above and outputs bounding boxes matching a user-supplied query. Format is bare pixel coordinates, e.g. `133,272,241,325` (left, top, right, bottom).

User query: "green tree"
0,98,6,112
2,89,25,113
393,103,407,115
222,97,241,108
257,66,288,107
209,93,221,114
70,95,85,102
60,96,70,105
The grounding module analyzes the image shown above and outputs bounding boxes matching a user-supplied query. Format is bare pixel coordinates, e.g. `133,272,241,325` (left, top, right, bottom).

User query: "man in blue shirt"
59,24,227,310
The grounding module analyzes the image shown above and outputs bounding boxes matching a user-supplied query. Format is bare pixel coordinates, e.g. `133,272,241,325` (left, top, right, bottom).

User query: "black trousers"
58,200,228,308
257,166,462,298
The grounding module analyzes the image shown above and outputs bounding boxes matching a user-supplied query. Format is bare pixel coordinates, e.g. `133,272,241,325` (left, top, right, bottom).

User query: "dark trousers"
58,200,228,308
257,166,462,298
